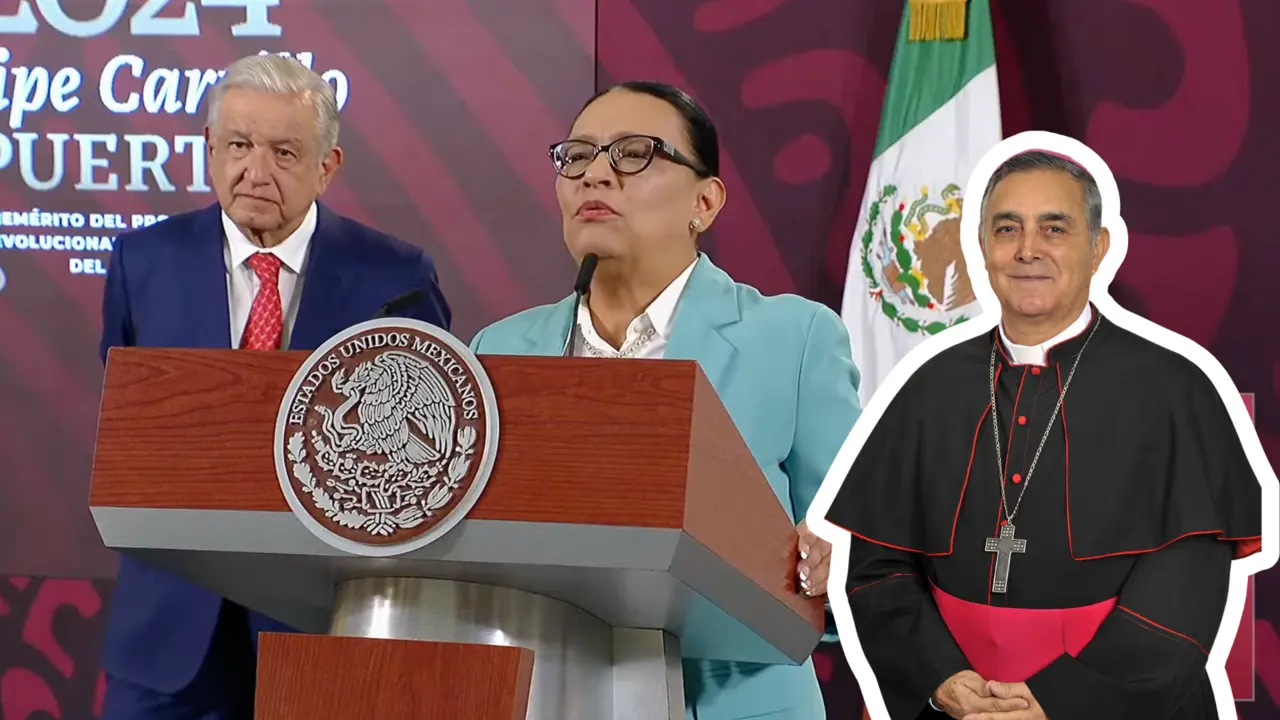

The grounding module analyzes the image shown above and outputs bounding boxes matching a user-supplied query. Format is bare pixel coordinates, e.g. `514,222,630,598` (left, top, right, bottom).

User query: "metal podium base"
329,578,684,720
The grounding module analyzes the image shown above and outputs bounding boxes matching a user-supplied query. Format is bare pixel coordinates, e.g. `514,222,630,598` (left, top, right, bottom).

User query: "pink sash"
930,585,1116,682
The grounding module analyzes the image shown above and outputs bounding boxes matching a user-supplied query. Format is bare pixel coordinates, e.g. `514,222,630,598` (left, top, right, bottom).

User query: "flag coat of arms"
841,0,1002,406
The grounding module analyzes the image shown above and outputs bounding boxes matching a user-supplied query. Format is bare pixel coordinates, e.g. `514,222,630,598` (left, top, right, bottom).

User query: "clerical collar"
999,304,1093,366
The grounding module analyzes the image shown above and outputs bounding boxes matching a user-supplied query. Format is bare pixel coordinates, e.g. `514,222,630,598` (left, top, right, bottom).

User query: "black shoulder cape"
826,308,1263,561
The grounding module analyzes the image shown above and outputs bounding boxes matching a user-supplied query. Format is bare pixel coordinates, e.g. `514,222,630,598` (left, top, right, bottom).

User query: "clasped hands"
796,520,831,597
934,670,1047,720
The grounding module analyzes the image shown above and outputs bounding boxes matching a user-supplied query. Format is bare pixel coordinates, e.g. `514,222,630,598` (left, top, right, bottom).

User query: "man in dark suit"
97,53,451,719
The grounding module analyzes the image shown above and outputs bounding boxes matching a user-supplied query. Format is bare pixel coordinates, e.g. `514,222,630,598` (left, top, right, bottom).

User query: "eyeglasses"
547,134,707,179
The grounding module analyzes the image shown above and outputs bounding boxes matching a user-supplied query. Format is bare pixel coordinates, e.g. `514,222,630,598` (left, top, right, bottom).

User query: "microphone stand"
562,253,598,357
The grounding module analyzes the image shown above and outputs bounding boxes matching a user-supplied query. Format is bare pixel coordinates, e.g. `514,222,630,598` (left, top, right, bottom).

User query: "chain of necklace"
988,317,1101,526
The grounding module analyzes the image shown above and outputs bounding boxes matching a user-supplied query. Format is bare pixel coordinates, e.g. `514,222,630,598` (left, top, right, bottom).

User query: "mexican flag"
841,0,1002,406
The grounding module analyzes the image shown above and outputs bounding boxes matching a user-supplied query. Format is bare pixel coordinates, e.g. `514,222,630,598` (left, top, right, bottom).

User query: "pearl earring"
689,219,702,232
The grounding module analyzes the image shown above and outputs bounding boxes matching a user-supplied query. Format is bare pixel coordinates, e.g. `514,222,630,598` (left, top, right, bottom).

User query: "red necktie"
240,253,284,350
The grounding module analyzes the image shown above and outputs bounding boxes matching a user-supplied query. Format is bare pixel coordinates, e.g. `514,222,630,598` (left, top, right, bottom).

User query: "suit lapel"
664,255,739,389
185,204,233,349
523,294,578,356
290,203,354,350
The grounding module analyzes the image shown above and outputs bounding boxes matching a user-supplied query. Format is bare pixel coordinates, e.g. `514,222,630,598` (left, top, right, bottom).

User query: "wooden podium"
89,347,825,720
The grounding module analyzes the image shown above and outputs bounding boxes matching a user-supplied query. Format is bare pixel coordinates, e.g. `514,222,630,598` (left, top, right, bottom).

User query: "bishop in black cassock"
824,151,1263,720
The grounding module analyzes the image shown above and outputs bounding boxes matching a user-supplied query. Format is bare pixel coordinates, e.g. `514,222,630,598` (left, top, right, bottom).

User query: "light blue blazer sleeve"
784,306,862,644
784,306,862,522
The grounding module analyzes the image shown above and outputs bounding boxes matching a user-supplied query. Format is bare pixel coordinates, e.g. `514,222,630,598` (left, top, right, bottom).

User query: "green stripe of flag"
873,0,996,156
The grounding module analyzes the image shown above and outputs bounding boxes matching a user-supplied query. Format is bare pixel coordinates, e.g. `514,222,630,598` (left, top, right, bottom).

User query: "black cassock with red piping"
825,308,1263,720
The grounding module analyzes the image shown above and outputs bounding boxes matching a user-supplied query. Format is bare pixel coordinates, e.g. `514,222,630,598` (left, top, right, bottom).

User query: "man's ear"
1092,227,1111,274
317,146,344,195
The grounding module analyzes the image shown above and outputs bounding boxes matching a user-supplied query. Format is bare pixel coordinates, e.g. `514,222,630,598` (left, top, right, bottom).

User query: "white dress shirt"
572,256,699,359
223,203,317,349
998,304,1093,365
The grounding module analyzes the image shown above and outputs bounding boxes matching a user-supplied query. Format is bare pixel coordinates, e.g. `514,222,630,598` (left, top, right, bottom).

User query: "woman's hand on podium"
796,520,831,597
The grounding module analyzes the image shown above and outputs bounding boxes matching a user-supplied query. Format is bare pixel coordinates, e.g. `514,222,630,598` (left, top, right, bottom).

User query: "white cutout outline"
805,130,1279,720
1240,393,1258,703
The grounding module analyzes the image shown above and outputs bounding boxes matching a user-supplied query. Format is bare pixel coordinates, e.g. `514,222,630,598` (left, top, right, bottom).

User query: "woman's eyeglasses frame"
547,134,708,179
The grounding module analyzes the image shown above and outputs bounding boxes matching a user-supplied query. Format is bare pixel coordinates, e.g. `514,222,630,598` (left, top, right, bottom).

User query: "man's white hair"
206,54,340,155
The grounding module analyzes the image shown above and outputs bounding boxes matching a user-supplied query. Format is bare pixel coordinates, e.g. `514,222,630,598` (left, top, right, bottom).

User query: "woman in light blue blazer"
469,81,863,720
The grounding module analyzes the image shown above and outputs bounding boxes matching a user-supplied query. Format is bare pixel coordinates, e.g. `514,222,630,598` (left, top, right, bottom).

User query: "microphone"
562,253,598,357
573,253,598,296
371,288,423,319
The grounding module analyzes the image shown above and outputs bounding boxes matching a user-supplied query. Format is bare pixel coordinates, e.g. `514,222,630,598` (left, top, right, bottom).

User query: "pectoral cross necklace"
984,318,1100,594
